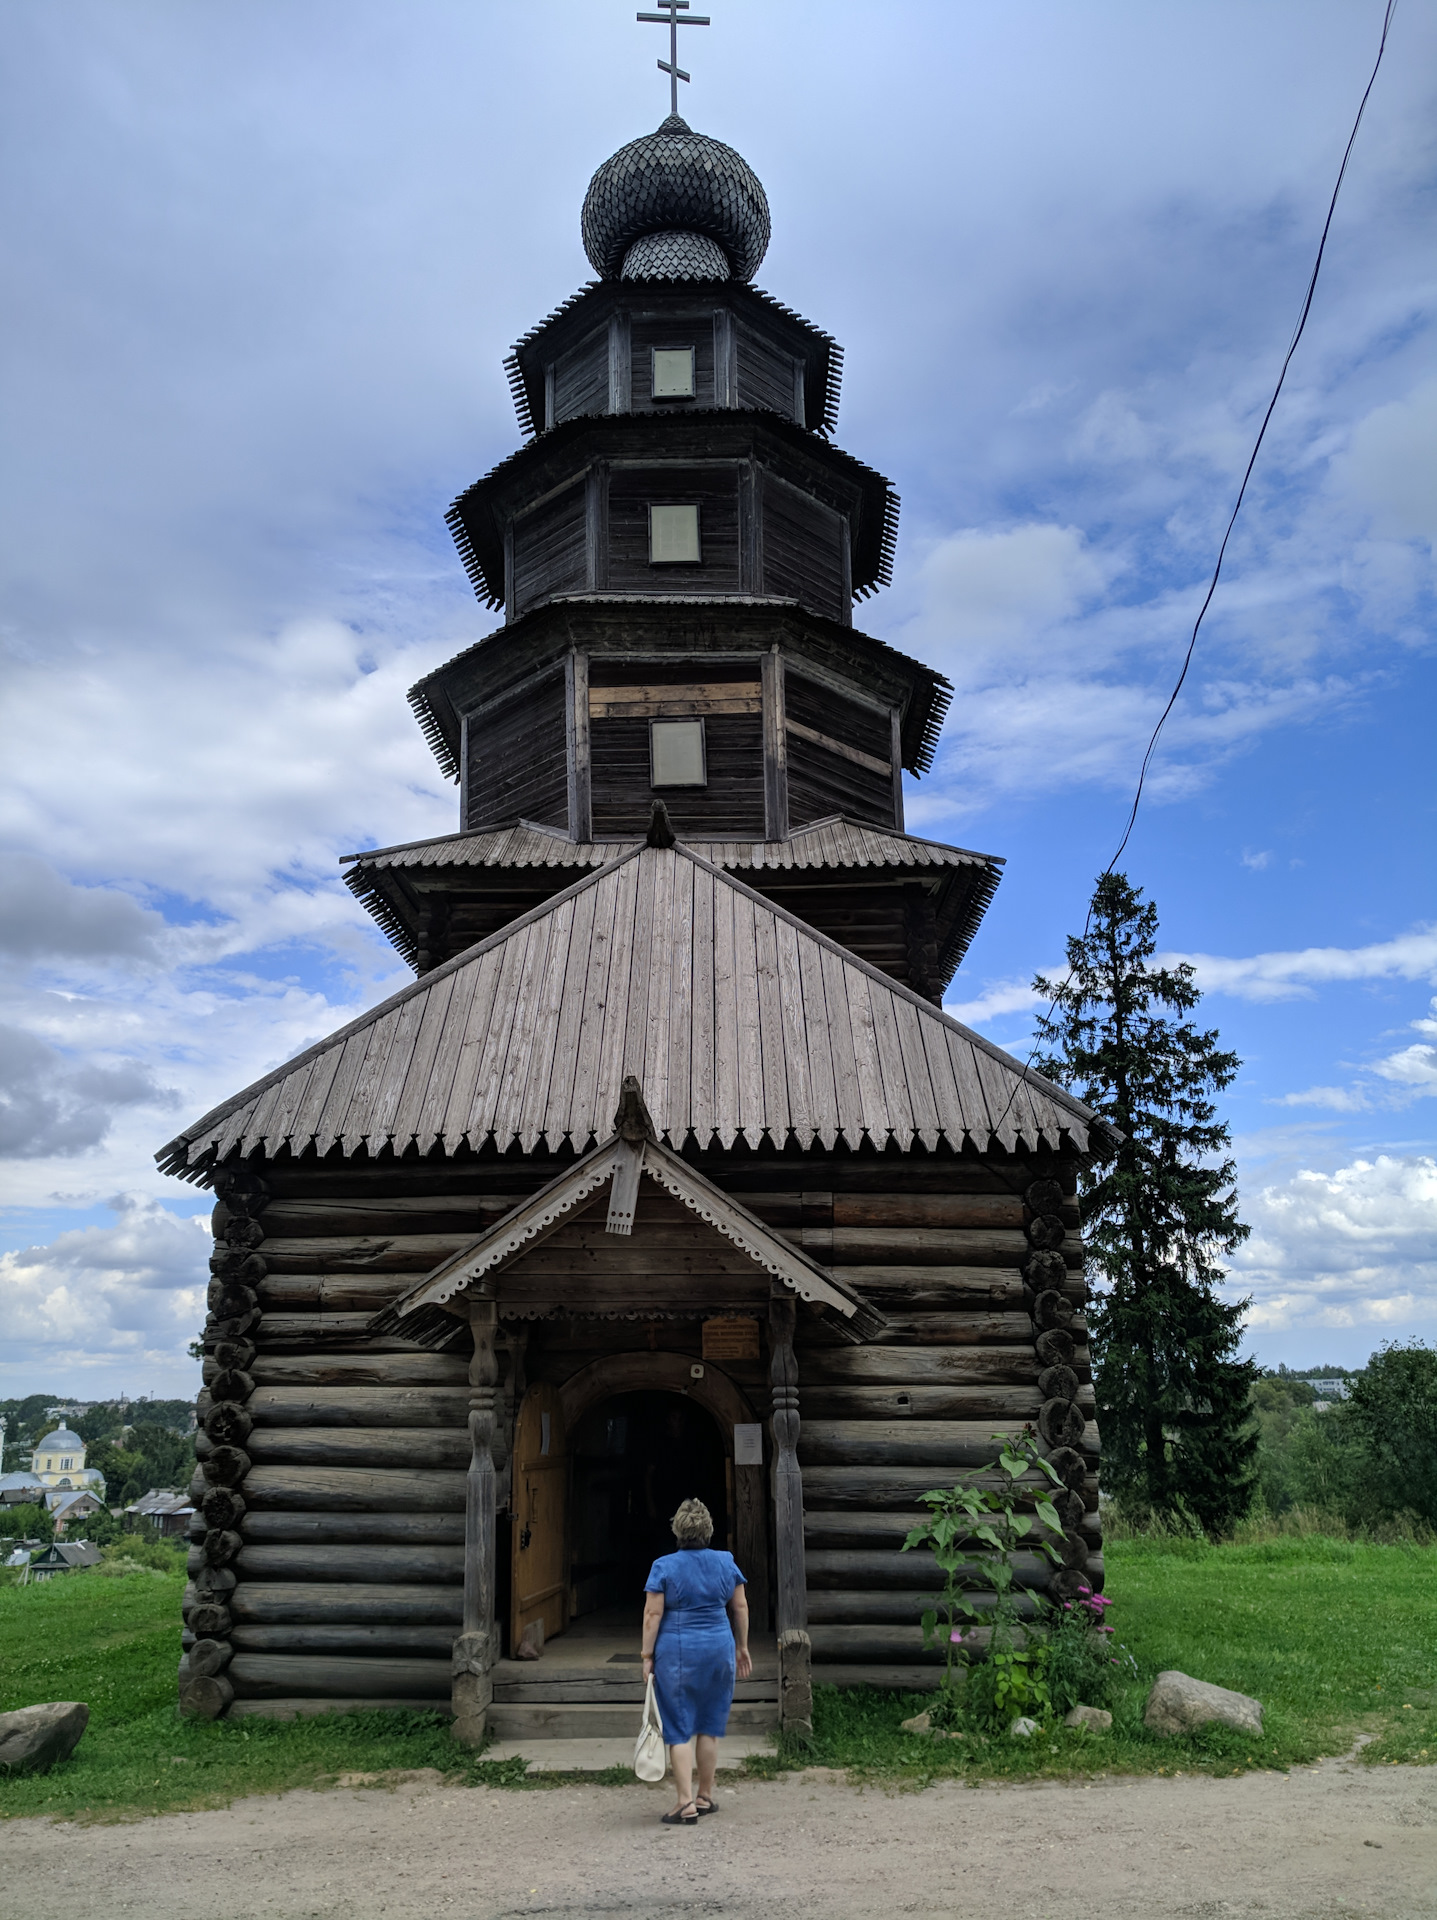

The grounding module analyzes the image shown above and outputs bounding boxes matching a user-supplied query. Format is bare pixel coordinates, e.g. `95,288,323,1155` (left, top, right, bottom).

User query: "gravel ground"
2,1758,1434,1920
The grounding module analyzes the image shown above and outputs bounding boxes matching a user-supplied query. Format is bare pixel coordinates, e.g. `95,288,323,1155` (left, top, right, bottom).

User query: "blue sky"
1,0,1434,1396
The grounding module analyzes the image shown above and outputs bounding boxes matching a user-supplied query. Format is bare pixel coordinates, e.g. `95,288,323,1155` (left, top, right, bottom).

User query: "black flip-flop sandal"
661,1801,699,1826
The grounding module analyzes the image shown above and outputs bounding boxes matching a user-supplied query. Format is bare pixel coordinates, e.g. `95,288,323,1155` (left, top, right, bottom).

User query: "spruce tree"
1034,871,1257,1536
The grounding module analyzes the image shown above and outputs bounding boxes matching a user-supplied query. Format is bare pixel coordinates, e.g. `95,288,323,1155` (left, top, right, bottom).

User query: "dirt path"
3,1759,1434,1920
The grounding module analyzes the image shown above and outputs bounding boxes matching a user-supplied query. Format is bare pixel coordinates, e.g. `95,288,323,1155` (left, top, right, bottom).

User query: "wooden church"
161,111,1109,1739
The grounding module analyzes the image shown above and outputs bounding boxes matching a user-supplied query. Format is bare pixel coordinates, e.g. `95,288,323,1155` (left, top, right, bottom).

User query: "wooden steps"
487,1698,780,1739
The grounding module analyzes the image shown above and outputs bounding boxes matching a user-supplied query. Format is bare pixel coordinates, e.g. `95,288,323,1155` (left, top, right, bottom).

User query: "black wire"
1104,0,1398,877
985,0,1398,1157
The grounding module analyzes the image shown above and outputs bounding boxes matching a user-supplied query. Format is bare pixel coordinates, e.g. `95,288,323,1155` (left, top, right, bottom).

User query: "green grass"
761,1533,1437,1785
2,1535,1433,1820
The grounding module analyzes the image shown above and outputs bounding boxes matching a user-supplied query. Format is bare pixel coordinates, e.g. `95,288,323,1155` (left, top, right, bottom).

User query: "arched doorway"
570,1390,730,1618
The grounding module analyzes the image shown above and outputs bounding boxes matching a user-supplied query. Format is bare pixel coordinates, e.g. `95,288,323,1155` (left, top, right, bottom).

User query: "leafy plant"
1044,1584,1137,1713
902,1430,1066,1728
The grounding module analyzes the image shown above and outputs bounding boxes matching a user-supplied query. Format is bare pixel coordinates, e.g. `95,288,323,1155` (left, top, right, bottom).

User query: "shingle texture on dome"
622,228,730,281
582,115,770,281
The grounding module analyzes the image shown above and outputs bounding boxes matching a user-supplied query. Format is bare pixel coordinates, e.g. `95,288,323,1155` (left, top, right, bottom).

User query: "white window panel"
652,346,696,399
649,502,701,564
650,717,706,787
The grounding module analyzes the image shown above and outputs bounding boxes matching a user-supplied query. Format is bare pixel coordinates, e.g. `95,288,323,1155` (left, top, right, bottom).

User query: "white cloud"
0,1195,211,1395
1341,376,1437,546
1241,849,1273,871
943,978,1052,1028
1272,1085,1371,1113
1168,925,1437,1003
1229,1154,1437,1332
912,524,1115,668
0,1023,175,1158
1371,998,1437,1095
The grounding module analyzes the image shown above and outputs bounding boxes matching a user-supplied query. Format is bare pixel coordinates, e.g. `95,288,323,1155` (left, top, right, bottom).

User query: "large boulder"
1144,1671,1262,1737
0,1702,90,1774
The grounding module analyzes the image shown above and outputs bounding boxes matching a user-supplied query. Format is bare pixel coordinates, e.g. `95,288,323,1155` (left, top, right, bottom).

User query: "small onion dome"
622,229,730,281
582,115,770,282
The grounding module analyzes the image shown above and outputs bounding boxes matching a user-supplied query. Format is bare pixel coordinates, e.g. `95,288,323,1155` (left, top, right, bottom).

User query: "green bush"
101,1532,187,1573
0,1504,53,1545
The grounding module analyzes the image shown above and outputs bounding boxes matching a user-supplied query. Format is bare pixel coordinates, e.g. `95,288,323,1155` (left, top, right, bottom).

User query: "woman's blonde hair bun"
671,1498,714,1545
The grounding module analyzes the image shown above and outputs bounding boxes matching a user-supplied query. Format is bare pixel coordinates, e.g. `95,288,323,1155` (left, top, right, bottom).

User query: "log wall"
179,1144,1099,1716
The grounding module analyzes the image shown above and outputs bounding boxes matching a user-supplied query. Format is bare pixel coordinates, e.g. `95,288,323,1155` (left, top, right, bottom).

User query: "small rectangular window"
651,717,706,787
649,502,701,565
652,346,696,399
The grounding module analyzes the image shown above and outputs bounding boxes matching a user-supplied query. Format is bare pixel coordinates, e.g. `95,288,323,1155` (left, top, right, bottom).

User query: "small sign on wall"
733,1423,764,1466
702,1316,760,1361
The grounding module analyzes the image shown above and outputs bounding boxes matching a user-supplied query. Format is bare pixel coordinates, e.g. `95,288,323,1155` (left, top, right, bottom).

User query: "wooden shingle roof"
157,843,1103,1181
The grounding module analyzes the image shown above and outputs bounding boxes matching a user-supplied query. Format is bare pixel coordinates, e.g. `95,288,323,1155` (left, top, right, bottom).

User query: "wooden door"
510,1382,568,1651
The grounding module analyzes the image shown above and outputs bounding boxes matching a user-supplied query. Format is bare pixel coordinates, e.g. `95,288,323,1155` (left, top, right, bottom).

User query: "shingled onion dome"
581,114,771,283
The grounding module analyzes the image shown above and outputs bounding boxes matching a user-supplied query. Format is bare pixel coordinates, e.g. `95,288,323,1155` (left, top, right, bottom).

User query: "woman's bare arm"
641,1591,665,1678
729,1583,752,1679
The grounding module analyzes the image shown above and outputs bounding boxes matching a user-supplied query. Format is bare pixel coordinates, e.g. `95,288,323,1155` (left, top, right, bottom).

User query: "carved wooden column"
769,1288,813,1739
453,1293,499,1745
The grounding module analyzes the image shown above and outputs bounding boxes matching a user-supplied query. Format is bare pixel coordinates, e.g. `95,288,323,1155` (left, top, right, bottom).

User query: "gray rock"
0,1702,90,1774
1063,1704,1112,1731
899,1711,931,1734
1009,1716,1040,1738
1144,1671,1263,1737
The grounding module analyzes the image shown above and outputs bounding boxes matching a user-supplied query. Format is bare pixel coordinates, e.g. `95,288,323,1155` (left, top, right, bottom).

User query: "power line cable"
984,0,1398,1151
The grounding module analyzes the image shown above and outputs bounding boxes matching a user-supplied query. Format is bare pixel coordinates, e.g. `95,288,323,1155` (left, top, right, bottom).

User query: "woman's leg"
694,1734,719,1806
669,1739,696,1810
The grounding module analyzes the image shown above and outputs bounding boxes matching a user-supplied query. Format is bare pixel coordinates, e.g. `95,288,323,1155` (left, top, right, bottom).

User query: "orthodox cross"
636,1,711,117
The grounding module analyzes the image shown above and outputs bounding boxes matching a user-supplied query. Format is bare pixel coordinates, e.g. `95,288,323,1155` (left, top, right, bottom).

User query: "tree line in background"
1038,872,1436,1540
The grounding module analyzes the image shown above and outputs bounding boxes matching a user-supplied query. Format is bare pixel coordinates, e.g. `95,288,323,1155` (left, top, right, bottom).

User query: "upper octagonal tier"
582,115,770,281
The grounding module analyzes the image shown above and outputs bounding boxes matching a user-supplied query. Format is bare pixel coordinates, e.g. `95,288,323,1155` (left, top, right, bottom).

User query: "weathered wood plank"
230,1625,457,1655
230,1583,462,1625
805,1550,1059,1591
226,1653,451,1699
246,1386,471,1428
798,1344,1087,1385
234,1544,465,1582
241,1512,467,1545
799,1420,1033,1468
245,1354,470,1389
240,1466,468,1512
219,1428,470,1470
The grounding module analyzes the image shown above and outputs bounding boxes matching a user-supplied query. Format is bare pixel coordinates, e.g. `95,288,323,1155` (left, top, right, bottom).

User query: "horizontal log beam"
832,1267,1028,1309
228,1696,454,1720
811,1665,944,1692
809,1228,1079,1268
799,1420,1034,1468
802,1466,1098,1510
798,1346,1088,1385
805,1550,1060,1592
245,1354,470,1388
207,1427,470,1471
801,1385,1081,1421
246,1386,471,1428
258,1234,474,1273
803,1511,1103,1549
226,1653,452,1699
230,1625,457,1655
241,1466,468,1512
241,1512,467,1545
230,1583,462,1625
235,1544,465,1583
258,1276,409,1311
262,1196,519,1234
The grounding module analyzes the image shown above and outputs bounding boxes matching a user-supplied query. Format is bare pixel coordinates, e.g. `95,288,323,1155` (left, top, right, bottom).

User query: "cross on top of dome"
636,1,711,119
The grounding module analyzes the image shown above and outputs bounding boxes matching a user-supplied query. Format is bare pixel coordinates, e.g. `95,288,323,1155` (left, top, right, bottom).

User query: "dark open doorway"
569,1390,730,1618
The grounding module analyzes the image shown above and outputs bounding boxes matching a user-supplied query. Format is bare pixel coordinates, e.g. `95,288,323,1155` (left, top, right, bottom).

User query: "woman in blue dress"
640,1496,751,1825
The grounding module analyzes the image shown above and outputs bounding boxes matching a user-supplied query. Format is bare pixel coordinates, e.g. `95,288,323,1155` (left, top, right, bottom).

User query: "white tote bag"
633,1674,667,1781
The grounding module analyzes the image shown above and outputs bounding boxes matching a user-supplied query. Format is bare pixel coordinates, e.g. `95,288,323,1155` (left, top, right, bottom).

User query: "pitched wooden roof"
342,816,1000,879
157,843,1102,1181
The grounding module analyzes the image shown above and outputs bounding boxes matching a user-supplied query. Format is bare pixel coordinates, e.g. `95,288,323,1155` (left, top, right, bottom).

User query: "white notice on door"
540,1411,551,1456
733,1423,763,1466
